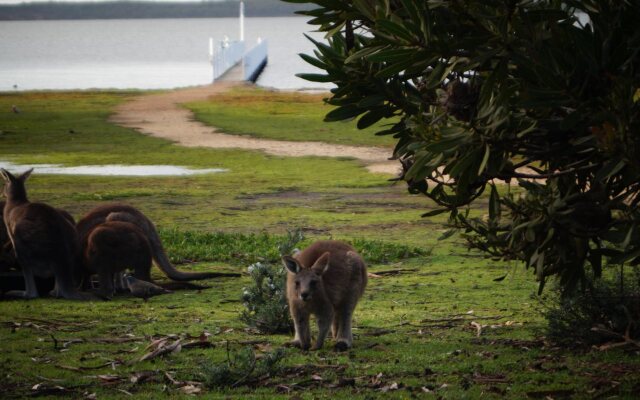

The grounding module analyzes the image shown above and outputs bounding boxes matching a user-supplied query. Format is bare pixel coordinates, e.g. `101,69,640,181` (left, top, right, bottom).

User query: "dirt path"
110,82,399,175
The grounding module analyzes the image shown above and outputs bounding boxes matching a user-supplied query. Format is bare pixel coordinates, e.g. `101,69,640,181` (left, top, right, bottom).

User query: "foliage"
239,230,304,333
545,267,640,345
286,0,640,295
202,346,286,388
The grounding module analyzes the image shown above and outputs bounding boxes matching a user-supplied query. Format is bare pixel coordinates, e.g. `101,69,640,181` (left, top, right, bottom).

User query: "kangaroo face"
283,252,330,303
293,269,322,302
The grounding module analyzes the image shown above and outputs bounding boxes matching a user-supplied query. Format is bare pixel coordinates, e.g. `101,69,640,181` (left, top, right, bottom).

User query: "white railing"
243,39,268,82
211,38,245,81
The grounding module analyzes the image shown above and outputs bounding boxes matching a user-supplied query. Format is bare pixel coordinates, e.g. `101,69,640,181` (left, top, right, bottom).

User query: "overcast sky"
0,0,223,4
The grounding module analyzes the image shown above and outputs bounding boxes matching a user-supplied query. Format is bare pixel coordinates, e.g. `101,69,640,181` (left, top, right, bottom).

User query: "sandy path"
110,82,399,175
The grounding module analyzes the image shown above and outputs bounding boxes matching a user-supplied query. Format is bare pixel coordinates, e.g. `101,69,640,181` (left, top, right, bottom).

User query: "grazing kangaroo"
77,204,225,282
0,201,17,272
83,219,155,299
0,169,88,300
1,200,76,273
283,240,367,351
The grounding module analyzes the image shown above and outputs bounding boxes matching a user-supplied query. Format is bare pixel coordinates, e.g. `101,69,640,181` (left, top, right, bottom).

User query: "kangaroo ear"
311,252,330,276
19,168,33,182
282,256,301,274
0,169,13,182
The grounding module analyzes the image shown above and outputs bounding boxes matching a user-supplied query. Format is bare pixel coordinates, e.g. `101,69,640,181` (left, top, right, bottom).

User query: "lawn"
185,86,397,148
0,88,638,399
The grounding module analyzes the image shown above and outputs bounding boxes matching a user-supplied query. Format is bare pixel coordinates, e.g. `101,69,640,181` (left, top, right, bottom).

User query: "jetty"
209,1,268,83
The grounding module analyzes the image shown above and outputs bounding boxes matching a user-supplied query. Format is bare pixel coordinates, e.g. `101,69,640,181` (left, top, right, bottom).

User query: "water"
0,161,228,176
0,17,331,91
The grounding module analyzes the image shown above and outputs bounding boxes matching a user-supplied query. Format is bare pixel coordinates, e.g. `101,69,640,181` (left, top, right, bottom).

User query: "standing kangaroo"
83,219,155,299
76,203,223,282
283,240,367,351
1,169,88,300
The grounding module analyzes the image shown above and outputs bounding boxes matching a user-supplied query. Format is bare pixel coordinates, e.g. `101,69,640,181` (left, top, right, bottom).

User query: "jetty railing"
210,38,245,81
243,39,268,82
208,1,268,83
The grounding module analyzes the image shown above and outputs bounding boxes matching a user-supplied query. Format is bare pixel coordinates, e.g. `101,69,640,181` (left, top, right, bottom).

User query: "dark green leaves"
292,0,640,296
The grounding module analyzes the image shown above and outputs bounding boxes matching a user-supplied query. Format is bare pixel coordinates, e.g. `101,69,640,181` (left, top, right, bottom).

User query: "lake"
0,17,331,91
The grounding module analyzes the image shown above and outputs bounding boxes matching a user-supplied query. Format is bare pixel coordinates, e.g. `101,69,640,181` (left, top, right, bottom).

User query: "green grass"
185,86,397,148
0,89,638,399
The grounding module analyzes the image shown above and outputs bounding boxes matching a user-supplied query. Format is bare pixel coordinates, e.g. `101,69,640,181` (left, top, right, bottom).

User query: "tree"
285,0,640,295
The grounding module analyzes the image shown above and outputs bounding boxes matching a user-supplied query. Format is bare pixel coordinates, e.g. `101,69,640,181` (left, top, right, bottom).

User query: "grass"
185,86,397,148
0,88,639,399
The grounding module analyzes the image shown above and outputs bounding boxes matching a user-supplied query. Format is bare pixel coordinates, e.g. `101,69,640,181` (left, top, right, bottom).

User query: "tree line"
0,0,308,20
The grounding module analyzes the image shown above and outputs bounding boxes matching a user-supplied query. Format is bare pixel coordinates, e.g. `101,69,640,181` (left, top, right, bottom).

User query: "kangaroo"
1,200,76,273
77,203,226,282
282,240,367,351
0,169,89,300
83,219,155,299
0,201,17,272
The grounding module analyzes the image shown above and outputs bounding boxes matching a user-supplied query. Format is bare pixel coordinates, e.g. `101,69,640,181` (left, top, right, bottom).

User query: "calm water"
0,161,228,176
0,17,331,91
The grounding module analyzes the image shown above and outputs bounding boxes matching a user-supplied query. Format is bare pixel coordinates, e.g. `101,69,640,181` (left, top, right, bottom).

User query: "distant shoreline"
0,0,308,21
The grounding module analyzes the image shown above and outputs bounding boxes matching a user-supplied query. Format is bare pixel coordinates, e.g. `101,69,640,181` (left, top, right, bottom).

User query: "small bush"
545,269,640,346
240,261,292,334
239,230,303,334
202,346,286,388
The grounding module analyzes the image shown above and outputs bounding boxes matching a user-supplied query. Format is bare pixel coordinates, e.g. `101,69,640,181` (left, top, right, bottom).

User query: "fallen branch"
592,324,640,351
139,339,182,362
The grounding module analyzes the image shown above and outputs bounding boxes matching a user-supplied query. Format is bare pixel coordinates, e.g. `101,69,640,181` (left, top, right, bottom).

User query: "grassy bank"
186,86,397,147
0,88,638,399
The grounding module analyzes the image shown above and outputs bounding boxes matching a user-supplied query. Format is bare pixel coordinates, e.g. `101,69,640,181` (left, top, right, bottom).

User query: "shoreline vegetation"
0,0,308,21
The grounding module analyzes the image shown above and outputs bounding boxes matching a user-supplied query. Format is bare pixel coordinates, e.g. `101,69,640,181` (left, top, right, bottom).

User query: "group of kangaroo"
1,168,368,350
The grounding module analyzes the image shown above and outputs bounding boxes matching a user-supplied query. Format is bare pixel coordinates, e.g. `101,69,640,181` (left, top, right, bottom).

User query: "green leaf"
295,73,334,83
438,228,457,241
374,58,417,78
298,53,327,70
477,144,490,176
324,105,363,122
421,208,448,218
366,48,418,63
357,94,386,108
488,184,500,221
375,19,416,43
344,46,383,63
352,0,375,20
357,109,385,129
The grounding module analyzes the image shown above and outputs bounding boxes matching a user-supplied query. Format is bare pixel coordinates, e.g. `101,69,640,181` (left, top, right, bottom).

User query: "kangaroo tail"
141,217,227,281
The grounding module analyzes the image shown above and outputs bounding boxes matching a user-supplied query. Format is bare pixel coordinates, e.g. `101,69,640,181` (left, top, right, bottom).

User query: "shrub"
545,267,640,346
286,0,640,296
239,229,303,333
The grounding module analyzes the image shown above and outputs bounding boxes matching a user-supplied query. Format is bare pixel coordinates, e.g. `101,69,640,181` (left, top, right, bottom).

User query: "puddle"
0,161,228,177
